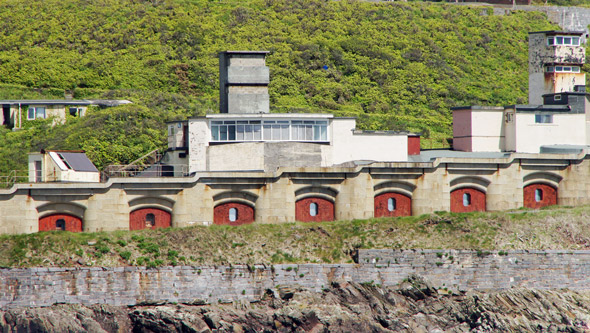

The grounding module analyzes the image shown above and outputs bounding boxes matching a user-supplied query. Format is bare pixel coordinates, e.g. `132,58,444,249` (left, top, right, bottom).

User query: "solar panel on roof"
58,153,98,172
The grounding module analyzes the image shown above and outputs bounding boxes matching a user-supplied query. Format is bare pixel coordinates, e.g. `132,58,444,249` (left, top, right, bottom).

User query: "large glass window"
546,66,581,73
535,114,553,124
27,107,46,120
211,119,328,142
547,36,580,46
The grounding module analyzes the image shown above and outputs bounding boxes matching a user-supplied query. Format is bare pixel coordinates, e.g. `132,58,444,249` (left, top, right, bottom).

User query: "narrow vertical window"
463,193,471,207
145,213,155,228
310,202,318,217
229,207,238,222
387,198,396,212
535,189,543,202
27,107,35,120
56,219,66,231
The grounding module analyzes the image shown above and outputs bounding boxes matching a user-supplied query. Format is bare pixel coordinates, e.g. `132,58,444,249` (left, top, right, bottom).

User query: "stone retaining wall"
2,249,590,309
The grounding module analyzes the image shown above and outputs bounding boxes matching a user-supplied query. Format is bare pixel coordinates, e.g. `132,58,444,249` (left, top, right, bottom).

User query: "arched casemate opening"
295,197,334,222
294,186,338,222
36,202,86,232
450,188,486,213
39,214,83,232
212,191,258,225
213,202,255,225
129,208,171,230
449,176,490,213
374,193,411,217
373,181,415,217
128,196,175,230
523,172,561,209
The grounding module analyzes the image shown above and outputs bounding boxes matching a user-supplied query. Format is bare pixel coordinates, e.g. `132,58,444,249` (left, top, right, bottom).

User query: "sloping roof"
47,151,98,172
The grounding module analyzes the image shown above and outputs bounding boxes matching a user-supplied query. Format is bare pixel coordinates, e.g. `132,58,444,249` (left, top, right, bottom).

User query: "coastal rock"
2,278,590,332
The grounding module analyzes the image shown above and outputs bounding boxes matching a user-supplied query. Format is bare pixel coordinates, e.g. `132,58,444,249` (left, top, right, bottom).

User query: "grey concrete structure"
4,249,590,309
219,51,270,114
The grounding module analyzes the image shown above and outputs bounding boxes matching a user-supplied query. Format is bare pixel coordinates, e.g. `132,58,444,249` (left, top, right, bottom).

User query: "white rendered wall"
331,118,407,164
207,143,265,171
514,113,586,153
188,119,210,173
453,109,504,152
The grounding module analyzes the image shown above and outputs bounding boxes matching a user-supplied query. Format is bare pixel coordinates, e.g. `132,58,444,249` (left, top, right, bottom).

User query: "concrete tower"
219,51,270,114
528,31,586,105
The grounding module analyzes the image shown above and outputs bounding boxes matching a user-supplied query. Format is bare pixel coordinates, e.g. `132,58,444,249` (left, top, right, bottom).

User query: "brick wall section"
450,188,485,213
129,208,171,231
407,136,421,155
374,192,411,217
523,184,557,209
38,214,82,232
295,197,334,222
213,202,254,225
4,250,590,309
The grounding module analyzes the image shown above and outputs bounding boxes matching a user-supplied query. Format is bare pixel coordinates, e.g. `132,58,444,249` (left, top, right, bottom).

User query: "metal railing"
101,164,191,181
0,170,29,188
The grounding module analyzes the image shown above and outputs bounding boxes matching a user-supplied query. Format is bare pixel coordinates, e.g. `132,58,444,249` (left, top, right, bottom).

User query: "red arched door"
524,184,557,209
129,208,171,230
295,197,334,222
39,214,83,232
450,188,486,213
213,202,255,225
374,192,412,217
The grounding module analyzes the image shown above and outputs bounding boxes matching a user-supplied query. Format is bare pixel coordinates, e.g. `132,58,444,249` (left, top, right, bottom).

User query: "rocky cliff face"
2,276,590,332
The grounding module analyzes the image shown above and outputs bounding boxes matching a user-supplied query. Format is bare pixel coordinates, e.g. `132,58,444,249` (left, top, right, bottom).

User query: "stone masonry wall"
3,250,590,309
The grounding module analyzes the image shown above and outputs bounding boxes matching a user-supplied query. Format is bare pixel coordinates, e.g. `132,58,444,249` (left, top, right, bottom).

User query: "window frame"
535,114,553,124
229,207,238,222
27,106,46,120
211,119,329,143
547,35,581,46
309,202,318,217
463,193,471,207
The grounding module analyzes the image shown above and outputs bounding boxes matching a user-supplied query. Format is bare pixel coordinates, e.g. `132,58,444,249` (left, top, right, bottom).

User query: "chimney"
219,51,270,114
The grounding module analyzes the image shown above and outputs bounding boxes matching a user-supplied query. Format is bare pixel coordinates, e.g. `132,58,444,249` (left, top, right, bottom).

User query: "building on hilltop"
161,51,420,175
452,30,589,154
0,99,132,129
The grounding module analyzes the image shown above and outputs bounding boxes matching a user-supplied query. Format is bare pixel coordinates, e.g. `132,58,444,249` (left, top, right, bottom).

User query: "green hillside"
0,0,561,173
1,205,589,268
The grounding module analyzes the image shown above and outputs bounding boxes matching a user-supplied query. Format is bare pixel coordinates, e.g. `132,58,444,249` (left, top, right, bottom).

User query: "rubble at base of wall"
2,249,590,309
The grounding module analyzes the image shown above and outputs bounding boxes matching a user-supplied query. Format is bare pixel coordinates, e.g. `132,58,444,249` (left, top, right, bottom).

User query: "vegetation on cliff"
0,0,560,173
0,205,589,268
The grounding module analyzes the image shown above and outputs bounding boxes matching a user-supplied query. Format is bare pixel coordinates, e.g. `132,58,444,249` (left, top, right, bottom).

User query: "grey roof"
408,149,511,162
508,104,571,113
529,30,585,35
0,99,132,106
58,152,98,172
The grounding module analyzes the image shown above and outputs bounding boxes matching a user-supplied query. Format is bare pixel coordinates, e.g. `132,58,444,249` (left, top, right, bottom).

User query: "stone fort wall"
2,249,590,309
1,152,589,235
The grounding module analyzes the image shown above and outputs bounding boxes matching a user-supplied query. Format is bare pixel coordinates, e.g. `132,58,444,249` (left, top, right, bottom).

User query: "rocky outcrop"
2,276,590,332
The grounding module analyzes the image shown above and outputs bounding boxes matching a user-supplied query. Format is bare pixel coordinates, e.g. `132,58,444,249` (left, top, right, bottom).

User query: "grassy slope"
0,0,561,173
2,205,590,268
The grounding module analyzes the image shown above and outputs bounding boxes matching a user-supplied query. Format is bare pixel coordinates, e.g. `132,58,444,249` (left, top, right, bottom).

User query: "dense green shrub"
0,0,561,174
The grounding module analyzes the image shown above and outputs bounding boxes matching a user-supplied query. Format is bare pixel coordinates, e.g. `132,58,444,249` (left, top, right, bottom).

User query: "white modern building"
162,51,420,174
